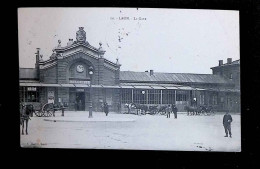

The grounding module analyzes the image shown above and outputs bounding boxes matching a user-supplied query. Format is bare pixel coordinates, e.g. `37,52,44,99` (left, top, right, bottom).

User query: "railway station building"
19,27,240,112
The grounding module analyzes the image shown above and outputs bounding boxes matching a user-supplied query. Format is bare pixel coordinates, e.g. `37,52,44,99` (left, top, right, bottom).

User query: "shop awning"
194,87,207,91
176,86,195,90
101,85,121,89
20,82,42,87
162,86,179,90
74,84,89,88
60,84,75,87
133,85,153,89
119,85,135,89
41,83,62,87
150,85,166,89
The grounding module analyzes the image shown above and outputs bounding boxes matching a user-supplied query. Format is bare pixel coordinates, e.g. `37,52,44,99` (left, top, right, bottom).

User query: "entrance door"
76,92,85,111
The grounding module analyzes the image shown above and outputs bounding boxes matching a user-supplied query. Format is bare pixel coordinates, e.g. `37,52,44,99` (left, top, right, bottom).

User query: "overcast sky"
18,8,239,74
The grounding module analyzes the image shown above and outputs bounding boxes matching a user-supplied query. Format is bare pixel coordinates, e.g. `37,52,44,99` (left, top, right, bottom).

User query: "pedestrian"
166,105,171,118
104,102,109,116
223,111,233,138
74,101,77,111
172,104,178,119
117,103,121,113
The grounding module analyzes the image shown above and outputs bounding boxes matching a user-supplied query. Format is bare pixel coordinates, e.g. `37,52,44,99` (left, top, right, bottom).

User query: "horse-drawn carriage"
124,103,169,115
184,105,215,116
34,102,68,117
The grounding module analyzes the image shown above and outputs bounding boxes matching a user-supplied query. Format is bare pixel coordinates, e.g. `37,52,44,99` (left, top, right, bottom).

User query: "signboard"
76,88,85,92
69,80,90,85
27,87,37,91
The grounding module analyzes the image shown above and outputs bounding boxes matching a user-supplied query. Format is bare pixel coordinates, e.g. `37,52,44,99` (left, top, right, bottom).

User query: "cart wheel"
34,111,40,117
42,110,46,117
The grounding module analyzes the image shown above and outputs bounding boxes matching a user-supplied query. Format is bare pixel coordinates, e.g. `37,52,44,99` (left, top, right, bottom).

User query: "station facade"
19,27,240,112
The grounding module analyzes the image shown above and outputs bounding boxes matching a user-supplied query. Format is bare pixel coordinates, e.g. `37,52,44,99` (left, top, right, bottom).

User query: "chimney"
219,60,223,66
150,70,154,76
35,48,40,80
35,48,40,65
227,58,232,64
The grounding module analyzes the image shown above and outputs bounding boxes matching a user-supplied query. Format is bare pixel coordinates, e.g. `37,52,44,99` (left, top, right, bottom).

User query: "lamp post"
88,66,94,118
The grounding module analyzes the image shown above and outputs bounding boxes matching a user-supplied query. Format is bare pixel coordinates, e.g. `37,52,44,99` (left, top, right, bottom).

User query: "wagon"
34,103,55,117
197,105,215,116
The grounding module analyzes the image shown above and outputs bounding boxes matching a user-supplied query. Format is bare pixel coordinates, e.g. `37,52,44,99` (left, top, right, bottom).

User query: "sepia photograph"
18,8,240,151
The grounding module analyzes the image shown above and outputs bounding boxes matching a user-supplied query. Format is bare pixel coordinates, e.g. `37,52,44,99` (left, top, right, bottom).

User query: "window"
176,90,188,101
133,89,147,104
199,94,205,105
162,90,175,104
121,89,132,104
227,97,232,107
19,87,39,102
220,97,224,103
212,95,218,105
148,89,161,104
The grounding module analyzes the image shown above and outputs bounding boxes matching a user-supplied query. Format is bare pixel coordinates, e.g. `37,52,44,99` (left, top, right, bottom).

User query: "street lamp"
88,66,94,118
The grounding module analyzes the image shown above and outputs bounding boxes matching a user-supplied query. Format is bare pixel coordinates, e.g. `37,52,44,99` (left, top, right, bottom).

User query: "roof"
211,59,240,69
120,71,230,84
19,68,38,79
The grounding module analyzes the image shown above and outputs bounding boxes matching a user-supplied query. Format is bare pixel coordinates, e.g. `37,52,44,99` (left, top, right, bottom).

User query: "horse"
20,104,34,135
131,103,148,115
124,103,134,114
158,105,168,115
148,105,158,115
184,105,198,116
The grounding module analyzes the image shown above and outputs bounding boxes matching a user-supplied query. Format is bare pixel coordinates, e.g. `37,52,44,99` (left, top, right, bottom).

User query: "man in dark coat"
166,105,171,118
172,104,178,119
223,111,233,138
104,102,109,116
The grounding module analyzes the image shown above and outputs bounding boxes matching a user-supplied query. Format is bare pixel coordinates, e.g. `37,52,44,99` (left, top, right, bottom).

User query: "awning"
162,86,179,90
20,83,63,87
176,86,195,90
41,83,61,87
119,85,135,89
92,85,103,88
60,84,75,87
101,85,121,89
74,84,89,88
133,85,153,89
194,87,206,91
150,85,166,89
20,83,42,87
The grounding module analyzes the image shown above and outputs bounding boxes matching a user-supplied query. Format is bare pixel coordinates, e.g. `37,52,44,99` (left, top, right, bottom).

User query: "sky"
18,8,239,74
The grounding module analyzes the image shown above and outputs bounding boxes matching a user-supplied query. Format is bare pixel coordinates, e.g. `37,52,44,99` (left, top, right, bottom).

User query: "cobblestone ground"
20,111,241,152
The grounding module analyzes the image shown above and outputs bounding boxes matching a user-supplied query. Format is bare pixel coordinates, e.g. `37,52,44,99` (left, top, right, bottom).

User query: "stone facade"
19,27,240,113
35,27,121,111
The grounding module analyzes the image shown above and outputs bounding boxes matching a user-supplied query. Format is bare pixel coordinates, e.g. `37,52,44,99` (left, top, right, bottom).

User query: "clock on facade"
76,65,84,73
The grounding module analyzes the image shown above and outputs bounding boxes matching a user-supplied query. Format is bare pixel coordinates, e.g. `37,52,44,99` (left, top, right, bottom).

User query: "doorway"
76,92,85,111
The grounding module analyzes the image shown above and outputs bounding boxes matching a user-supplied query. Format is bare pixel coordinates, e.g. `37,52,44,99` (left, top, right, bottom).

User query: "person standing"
223,111,233,138
172,104,178,119
104,102,109,116
117,103,121,113
166,105,171,118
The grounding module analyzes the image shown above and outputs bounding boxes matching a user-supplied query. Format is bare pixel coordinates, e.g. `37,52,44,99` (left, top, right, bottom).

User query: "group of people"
165,104,178,119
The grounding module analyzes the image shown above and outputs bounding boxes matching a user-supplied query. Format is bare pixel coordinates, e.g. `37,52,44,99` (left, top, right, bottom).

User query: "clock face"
76,65,84,73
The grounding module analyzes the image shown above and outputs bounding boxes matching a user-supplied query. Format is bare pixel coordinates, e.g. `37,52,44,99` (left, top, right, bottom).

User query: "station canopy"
19,82,238,92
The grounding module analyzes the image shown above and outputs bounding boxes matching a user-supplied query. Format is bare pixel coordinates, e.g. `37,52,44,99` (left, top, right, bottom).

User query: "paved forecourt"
20,111,241,152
